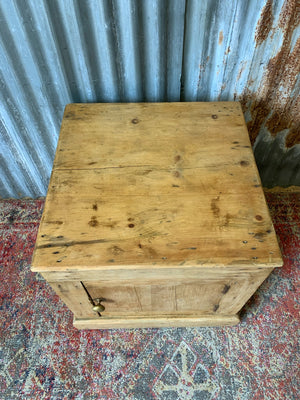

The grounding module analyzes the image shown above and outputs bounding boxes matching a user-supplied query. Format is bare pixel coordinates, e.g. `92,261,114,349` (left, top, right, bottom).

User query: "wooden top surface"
31,102,282,272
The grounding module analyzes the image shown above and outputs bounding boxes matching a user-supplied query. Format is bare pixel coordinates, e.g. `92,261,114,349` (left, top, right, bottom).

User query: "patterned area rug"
0,192,299,399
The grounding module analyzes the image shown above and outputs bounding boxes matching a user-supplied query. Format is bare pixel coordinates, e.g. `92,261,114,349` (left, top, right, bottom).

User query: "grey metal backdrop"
0,0,299,198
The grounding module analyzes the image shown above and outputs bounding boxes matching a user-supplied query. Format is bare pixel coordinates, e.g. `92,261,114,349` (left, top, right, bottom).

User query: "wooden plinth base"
73,314,240,329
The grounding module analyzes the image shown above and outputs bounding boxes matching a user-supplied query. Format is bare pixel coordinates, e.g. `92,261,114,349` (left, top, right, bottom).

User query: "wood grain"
31,102,283,328
73,314,240,329
48,281,94,318
54,102,247,170
83,267,271,316
40,266,274,282
32,102,282,272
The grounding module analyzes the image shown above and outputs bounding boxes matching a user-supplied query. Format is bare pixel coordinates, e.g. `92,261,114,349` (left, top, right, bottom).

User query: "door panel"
83,280,231,315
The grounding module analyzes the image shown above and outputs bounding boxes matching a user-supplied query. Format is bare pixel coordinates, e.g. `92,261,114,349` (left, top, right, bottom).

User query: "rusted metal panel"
242,0,300,146
0,0,299,197
240,0,300,186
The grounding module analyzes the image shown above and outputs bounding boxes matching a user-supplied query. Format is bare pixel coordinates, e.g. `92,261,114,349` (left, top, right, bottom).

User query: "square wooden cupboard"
31,102,282,329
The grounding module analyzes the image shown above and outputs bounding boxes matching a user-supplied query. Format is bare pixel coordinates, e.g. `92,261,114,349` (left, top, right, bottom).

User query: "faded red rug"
0,192,299,399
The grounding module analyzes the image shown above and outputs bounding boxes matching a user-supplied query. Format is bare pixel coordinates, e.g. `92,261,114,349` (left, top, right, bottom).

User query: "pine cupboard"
31,102,282,329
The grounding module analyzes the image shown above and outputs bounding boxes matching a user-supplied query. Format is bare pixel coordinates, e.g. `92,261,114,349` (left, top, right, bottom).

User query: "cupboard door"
83,280,233,316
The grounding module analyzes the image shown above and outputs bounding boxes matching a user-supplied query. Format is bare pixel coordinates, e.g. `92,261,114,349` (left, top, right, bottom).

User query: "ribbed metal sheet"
0,0,299,198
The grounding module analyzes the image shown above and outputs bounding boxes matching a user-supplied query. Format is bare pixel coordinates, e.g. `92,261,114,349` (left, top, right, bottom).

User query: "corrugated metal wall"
0,0,299,198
